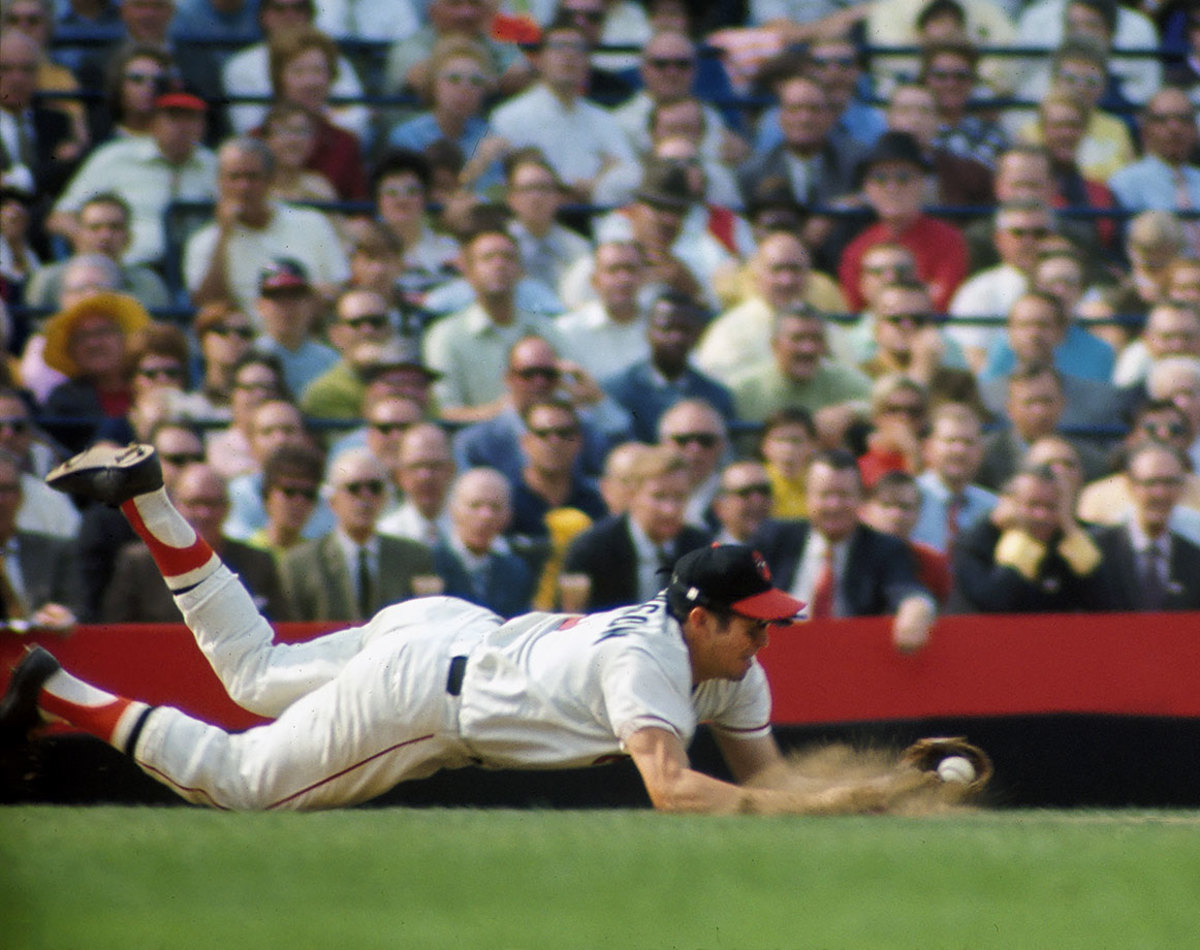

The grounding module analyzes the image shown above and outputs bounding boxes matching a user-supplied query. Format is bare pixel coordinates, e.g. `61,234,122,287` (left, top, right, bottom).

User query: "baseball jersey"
457,595,773,770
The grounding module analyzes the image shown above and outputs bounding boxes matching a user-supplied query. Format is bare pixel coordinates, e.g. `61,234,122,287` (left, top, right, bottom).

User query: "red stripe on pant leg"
121,500,214,577
267,733,438,810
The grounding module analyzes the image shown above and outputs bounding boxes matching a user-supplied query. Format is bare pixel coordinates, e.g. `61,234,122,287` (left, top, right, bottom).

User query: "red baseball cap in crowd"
154,91,208,112
258,258,311,295
669,544,805,622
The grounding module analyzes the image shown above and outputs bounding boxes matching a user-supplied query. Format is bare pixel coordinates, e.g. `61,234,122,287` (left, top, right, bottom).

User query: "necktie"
1141,544,1167,611
16,113,35,170
0,551,28,621
809,547,835,619
1173,169,1200,256
356,546,372,618
946,494,965,550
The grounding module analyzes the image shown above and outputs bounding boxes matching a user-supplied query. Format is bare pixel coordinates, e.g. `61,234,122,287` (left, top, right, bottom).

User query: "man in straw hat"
2,441,987,813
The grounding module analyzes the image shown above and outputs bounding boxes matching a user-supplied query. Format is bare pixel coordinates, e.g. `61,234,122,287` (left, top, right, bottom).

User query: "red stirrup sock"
37,668,153,754
120,488,219,591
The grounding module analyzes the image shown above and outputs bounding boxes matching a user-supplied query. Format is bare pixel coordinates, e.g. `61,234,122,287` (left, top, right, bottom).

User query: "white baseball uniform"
129,563,773,810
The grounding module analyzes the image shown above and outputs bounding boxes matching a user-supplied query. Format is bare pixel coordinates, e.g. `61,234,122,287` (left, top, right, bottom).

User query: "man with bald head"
101,462,289,622
695,231,853,385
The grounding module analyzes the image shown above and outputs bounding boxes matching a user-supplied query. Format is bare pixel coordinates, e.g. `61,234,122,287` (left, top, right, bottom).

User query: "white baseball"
937,755,976,784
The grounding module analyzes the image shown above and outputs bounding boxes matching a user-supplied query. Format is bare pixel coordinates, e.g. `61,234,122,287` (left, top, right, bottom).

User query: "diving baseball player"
1,444,967,813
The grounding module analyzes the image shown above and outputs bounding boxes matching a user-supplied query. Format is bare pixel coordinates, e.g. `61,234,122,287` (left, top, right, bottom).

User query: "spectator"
1112,303,1200,391
205,350,288,478
563,445,709,611
38,291,150,453
343,339,439,423
596,440,651,517
262,25,366,201
242,442,324,561
1025,434,1090,522
920,39,1009,169
976,362,1110,491
432,466,536,618
259,102,337,205
452,334,621,484
223,397,333,541
279,447,434,621
223,0,369,139
604,290,734,443
422,225,565,419
487,16,637,202
841,240,919,362
857,374,929,488
838,131,970,313
377,422,456,546
47,89,214,270
1093,441,1200,610
103,460,290,622
947,201,1057,370
657,398,728,530
1147,356,1200,474
1,0,89,150
912,402,998,554
556,241,650,381
726,303,872,442
174,302,257,424
0,390,77,547
711,458,773,544
695,231,853,387
860,468,953,605
502,149,591,295
758,406,817,519
326,393,423,475
948,463,1111,612
75,419,202,620
755,448,936,651
185,136,348,311
248,257,338,396
27,193,171,310
93,42,173,143
861,277,985,416
96,320,192,445
0,447,79,626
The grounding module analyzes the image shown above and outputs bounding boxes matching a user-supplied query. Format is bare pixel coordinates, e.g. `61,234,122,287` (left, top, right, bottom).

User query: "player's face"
688,609,773,683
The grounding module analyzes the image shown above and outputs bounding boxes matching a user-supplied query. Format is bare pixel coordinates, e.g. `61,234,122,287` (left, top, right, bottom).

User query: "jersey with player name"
455,594,773,770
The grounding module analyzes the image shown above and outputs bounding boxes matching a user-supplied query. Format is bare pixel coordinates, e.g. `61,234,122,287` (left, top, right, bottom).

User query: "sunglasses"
648,57,694,70
530,425,580,441
0,417,30,433
369,421,412,435
881,312,933,327
341,314,390,331
160,452,205,467
137,366,183,381
1141,421,1186,438
340,479,386,496
670,432,720,449
210,324,255,339
125,71,164,84
512,366,560,382
442,71,488,87
1004,226,1050,238
726,483,772,499
276,484,319,501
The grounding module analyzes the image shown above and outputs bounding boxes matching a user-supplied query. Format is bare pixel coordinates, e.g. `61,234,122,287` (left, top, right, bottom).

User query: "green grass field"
3,807,1199,950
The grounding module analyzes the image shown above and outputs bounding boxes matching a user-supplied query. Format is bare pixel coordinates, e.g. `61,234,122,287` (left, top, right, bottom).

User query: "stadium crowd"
1,0,1200,638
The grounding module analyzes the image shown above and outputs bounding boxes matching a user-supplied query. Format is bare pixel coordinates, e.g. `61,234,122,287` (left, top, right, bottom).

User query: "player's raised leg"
46,444,364,716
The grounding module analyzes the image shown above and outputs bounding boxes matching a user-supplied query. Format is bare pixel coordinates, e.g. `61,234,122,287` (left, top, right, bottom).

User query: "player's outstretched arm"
626,727,940,816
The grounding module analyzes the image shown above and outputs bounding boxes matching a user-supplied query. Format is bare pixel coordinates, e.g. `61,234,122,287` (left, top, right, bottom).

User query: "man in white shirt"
556,241,649,380
488,16,637,201
377,423,456,547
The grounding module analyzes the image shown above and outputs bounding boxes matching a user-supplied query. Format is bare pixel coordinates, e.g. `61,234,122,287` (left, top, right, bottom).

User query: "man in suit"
949,464,1112,614
0,449,79,627
280,447,435,622
752,448,937,652
432,467,536,619
103,462,289,623
563,446,710,611
1092,442,1200,611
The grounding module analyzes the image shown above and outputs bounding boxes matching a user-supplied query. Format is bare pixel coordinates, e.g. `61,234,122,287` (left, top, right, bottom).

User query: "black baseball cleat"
0,646,60,746
46,442,163,506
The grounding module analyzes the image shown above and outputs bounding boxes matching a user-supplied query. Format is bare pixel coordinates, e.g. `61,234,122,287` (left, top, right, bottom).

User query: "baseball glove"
899,736,993,795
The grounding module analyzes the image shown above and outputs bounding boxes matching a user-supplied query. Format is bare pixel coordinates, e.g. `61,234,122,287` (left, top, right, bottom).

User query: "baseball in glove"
900,736,994,795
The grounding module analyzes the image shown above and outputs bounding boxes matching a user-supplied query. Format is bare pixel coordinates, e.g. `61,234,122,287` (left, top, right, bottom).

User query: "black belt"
446,655,468,696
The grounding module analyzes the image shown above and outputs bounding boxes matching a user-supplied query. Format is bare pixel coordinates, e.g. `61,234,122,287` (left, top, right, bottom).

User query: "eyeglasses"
669,432,720,449
863,263,914,277
0,417,30,434
512,366,560,382
442,71,487,87
160,452,205,467
881,312,933,327
125,71,163,84
3,12,45,24
1056,70,1104,89
210,324,255,340
926,68,973,82
530,425,580,441
369,421,412,435
276,484,319,501
1004,226,1050,239
341,314,390,331
726,482,772,499
339,479,386,496
137,365,184,381
1131,476,1185,489
648,57,694,70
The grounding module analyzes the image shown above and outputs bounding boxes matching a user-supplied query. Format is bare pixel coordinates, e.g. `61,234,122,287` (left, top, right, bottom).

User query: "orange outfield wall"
2,612,1198,731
